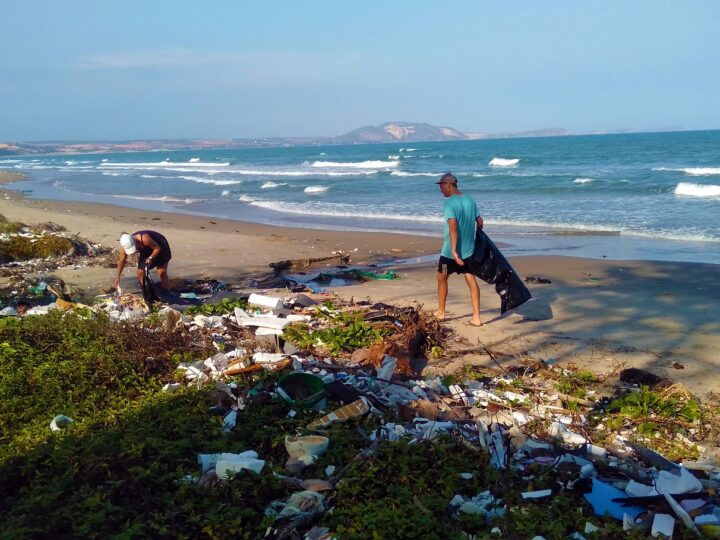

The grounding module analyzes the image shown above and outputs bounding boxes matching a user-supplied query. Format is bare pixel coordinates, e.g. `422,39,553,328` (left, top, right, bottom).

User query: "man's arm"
113,250,127,288
476,215,484,230
448,218,464,266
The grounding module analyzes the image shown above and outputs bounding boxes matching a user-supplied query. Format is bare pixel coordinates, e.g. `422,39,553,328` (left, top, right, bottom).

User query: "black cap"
436,173,457,184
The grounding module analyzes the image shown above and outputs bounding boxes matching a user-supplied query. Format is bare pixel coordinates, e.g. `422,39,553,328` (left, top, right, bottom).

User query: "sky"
1,1,719,141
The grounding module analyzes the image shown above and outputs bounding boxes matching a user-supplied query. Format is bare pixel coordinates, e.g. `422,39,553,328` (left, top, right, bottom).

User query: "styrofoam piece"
255,327,283,336
234,307,250,322
695,514,720,525
549,421,587,445
162,383,181,392
239,316,291,330
376,355,397,381
216,457,265,478
248,293,283,310
286,314,312,322
252,352,287,364
656,466,703,494
0,306,19,317
650,513,674,538
198,451,258,472
521,489,552,500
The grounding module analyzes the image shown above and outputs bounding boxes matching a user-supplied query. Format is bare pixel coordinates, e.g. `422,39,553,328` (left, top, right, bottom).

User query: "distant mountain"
330,122,468,144
0,123,692,155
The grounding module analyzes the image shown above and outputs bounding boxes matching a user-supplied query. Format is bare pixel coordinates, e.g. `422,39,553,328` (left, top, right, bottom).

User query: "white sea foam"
141,174,160,178
99,161,229,169
400,148,417,152
390,171,439,177
222,168,377,177
471,173,488,178
653,166,720,176
573,178,594,184
310,160,398,169
248,200,442,223
388,155,400,160
489,157,520,167
113,195,199,204
238,195,258,203
674,182,720,198
177,175,242,186
101,172,125,177
482,218,718,242
189,158,200,163
221,190,230,196
304,185,328,193
261,181,288,189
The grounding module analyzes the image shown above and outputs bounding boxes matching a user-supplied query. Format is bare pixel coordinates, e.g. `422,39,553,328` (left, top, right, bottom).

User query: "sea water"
2,130,720,264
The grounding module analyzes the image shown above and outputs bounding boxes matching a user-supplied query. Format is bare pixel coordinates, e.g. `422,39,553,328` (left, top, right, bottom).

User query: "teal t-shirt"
441,194,480,260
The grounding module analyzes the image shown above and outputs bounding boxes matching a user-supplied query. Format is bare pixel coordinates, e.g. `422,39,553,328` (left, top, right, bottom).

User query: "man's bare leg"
136,269,144,288
464,273,482,326
436,272,449,320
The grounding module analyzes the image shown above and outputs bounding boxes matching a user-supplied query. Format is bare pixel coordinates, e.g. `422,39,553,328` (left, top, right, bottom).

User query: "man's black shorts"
437,256,471,275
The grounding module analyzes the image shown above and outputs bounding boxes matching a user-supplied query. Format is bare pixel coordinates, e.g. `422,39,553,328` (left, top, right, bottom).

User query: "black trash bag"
142,265,160,306
142,266,201,306
467,230,532,313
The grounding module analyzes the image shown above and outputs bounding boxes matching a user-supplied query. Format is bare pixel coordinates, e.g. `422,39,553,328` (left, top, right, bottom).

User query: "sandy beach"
1,177,718,397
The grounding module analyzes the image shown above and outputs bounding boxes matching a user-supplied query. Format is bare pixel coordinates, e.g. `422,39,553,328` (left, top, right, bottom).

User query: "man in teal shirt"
436,173,484,326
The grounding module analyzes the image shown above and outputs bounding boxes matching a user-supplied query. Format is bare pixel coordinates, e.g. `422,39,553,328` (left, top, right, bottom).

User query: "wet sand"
1,180,718,397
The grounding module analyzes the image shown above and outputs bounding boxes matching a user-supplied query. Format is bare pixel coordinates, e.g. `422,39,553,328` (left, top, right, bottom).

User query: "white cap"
119,233,136,255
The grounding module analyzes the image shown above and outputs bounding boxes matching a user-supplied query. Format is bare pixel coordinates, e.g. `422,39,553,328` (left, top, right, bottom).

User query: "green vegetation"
0,310,702,538
184,296,248,316
557,368,597,399
0,214,24,234
608,385,700,422
284,310,390,355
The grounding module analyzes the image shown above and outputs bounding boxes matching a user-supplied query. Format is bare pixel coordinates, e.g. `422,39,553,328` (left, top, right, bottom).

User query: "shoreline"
1,178,719,397
5,168,720,266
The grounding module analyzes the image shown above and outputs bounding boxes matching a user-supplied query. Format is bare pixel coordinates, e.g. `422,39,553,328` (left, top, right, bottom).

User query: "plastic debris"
308,398,370,430
49,415,73,432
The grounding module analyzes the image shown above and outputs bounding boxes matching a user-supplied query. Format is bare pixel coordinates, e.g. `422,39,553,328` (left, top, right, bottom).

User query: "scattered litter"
49,415,73,432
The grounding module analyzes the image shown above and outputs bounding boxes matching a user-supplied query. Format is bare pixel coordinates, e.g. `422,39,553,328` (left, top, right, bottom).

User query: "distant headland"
0,121,685,156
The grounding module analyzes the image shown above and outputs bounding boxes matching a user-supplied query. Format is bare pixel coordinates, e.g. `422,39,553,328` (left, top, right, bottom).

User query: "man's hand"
144,256,153,268
452,251,464,266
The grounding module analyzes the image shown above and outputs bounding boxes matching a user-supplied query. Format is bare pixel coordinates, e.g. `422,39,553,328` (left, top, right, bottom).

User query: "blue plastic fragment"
583,479,645,521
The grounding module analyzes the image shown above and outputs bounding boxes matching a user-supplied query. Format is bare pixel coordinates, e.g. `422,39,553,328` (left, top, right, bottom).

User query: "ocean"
2,130,720,264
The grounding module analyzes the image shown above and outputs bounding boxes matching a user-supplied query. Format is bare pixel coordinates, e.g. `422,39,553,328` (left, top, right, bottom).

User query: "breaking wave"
304,185,328,193
261,181,288,189
99,161,229,169
112,194,199,204
673,182,720,198
310,160,398,169
573,178,594,184
390,171,440,177
653,167,720,176
248,200,442,222
489,157,520,167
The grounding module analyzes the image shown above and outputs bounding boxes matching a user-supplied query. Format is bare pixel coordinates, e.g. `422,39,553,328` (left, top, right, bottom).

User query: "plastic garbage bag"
467,230,532,313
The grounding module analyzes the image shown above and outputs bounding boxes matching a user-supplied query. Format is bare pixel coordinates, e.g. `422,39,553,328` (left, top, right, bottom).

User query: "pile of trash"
121,291,718,539
0,216,113,274
7,263,719,537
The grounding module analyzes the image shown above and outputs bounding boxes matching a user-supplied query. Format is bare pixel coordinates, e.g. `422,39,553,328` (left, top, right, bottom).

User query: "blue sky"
1,1,719,141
